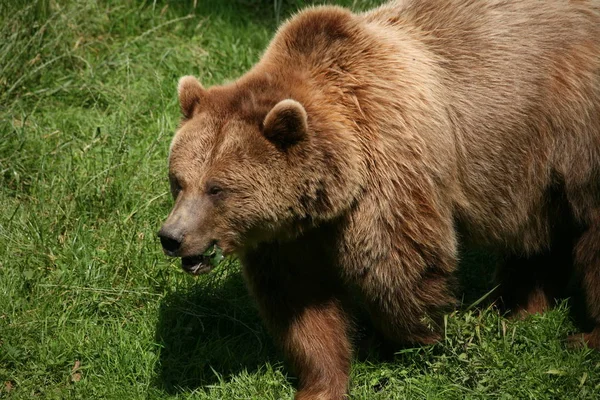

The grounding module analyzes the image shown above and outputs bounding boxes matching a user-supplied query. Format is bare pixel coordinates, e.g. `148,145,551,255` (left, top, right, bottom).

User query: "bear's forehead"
170,117,217,161
169,113,268,174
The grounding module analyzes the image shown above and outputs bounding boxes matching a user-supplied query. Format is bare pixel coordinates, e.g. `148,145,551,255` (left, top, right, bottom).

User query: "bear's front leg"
282,300,352,400
243,256,352,400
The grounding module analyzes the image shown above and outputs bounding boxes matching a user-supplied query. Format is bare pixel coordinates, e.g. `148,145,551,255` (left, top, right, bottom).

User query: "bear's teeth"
182,255,212,275
181,244,225,275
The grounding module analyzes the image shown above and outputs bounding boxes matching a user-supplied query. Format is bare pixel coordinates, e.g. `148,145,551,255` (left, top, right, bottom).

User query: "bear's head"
158,75,364,274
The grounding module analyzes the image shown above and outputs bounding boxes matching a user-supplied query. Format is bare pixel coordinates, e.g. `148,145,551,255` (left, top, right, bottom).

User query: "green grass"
1,0,599,398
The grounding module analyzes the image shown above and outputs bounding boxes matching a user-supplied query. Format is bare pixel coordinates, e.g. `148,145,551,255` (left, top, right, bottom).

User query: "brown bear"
158,0,600,398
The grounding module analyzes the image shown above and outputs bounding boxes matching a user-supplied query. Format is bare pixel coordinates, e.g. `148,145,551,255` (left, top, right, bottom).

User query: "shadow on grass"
456,248,499,307
154,265,278,394
154,246,592,394
153,250,501,393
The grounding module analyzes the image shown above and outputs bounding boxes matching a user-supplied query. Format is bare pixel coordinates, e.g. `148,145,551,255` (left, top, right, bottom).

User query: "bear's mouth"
181,244,224,275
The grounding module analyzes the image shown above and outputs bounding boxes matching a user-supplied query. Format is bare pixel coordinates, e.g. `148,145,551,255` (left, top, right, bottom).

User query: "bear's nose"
158,228,182,256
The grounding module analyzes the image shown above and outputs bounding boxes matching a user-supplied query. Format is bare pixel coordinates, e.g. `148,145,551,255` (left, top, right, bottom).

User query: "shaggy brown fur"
159,0,600,398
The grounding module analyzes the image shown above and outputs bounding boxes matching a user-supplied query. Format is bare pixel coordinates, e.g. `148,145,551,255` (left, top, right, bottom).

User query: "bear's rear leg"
497,247,572,317
568,220,600,349
497,191,576,317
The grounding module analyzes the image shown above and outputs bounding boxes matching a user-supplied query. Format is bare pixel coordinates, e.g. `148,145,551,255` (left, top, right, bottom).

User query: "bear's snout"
158,227,183,256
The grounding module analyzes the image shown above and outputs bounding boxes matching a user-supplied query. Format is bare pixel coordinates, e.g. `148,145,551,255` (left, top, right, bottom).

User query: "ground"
1,0,599,398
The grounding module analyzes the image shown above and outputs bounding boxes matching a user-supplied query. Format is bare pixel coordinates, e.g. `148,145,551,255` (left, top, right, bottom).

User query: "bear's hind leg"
498,181,577,317
568,219,600,349
497,246,572,317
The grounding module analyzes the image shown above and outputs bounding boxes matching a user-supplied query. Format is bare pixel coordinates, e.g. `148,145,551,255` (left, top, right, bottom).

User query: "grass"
1,0,599,398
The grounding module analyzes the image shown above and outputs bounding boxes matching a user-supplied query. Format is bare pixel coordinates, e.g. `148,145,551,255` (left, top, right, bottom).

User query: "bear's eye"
169,175,182,198
206,183,224,197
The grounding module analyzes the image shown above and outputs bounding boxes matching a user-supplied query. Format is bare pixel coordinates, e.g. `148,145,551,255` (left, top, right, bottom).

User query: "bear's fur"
159,0,600,398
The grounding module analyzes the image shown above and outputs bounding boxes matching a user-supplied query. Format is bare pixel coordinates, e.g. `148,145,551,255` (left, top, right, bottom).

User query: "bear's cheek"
208,215,254,253
198,211,239,253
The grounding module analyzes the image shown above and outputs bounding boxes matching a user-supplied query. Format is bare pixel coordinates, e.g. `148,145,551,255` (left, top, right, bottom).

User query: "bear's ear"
262,99,308,149
178,75,206,118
